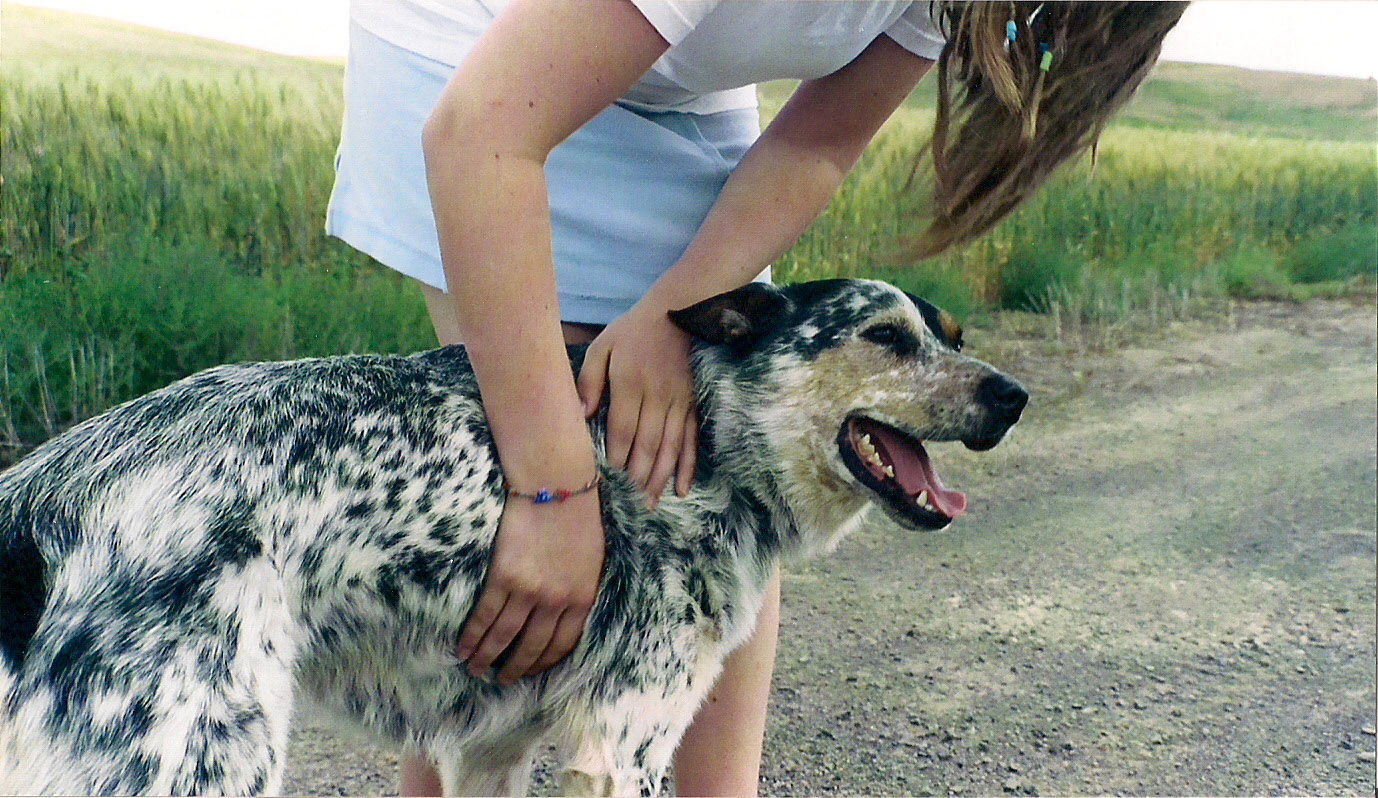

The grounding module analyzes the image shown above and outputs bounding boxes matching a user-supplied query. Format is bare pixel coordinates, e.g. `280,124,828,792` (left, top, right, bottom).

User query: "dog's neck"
692,346,872,557
689,347,855,557
573,343,864,559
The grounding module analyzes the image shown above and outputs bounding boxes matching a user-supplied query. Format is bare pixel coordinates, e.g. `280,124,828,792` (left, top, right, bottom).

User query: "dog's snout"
977,374,1028,421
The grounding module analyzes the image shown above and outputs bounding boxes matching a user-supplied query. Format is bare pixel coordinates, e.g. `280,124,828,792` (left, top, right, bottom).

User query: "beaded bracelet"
504,474,601,505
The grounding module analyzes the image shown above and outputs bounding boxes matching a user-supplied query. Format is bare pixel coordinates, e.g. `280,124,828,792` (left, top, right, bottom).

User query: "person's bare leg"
420,283,465,347
673,568,781,797
422,282,599,347
402,281,603,796
400,284,457,796
399,747,445,798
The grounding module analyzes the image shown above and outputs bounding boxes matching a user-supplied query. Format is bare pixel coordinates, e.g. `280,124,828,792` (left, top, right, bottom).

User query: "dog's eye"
865,325,898,345
860,324,918,357
862,324,898,345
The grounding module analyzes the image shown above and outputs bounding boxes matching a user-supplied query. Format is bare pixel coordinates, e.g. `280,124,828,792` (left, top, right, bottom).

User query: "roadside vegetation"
2,5,1375,463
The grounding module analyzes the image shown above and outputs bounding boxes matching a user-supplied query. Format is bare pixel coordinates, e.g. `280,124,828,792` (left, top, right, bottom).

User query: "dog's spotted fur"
0,280,1025,796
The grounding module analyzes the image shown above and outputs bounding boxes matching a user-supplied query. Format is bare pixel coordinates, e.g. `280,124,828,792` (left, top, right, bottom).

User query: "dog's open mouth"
838,416,968,530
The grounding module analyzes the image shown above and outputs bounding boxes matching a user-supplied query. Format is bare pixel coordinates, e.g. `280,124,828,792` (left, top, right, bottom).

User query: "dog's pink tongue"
870,427,967,519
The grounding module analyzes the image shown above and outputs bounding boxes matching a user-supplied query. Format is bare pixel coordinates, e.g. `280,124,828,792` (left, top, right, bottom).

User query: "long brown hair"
912,1,1189,258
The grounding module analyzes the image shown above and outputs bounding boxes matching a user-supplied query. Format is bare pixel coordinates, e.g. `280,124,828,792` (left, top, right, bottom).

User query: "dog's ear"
668,283,792,352
904,291,964,352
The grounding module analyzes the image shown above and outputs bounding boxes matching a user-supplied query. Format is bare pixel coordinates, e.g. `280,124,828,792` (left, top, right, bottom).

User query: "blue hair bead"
1006,20,1017,43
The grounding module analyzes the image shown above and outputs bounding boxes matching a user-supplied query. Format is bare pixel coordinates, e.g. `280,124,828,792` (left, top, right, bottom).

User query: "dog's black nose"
977,374,1028,421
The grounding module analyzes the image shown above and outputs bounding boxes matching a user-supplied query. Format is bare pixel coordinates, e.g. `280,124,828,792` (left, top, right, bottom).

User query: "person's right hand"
455,484,604,687
576,299,698,509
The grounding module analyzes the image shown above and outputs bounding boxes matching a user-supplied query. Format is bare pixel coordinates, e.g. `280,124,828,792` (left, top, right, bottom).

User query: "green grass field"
1,5,1375,462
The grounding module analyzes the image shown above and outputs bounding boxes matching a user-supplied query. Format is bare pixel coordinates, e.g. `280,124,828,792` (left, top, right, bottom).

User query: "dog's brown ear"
668,283,792,352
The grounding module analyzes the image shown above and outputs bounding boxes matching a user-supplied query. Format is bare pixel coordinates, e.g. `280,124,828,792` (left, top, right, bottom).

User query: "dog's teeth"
915,490,928,507
867,453,884,467
858,435,876,455
883,464,895,478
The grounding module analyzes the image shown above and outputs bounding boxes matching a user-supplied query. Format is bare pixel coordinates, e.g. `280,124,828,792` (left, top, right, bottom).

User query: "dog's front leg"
555,689,705,798
559,729,661,798
427,734,541,798
432,756,535,798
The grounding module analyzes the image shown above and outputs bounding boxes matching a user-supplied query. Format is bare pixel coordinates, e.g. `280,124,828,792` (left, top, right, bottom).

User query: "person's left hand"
576,301,697,508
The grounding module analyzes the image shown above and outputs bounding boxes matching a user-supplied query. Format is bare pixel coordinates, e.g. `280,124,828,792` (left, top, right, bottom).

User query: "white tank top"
349,0,945,114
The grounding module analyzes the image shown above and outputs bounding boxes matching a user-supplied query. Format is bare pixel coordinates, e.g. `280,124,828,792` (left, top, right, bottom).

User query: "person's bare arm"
656,34,935,307
577,35,935,501
421,0,669,686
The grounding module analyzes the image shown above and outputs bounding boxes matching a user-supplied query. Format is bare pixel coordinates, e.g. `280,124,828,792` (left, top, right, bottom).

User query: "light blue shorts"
326,22,763,325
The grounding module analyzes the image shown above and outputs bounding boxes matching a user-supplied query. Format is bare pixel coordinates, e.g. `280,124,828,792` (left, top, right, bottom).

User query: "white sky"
9,0,1378,79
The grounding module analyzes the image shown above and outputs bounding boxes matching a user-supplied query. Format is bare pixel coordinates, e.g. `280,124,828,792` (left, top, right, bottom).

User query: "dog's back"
1,471,47,694
0,364,288,794
0,349,496,794
0,468,47,792
1,406,118,793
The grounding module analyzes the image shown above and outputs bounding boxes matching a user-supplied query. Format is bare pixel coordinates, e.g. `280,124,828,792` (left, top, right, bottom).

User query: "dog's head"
670,279,1027,551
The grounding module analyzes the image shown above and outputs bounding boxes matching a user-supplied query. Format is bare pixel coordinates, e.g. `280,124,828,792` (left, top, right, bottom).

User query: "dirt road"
284,298,1377,796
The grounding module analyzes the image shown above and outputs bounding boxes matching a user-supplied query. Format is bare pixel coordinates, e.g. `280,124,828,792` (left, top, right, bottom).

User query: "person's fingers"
605,379,642,470
494,605,562,687
465,595,535,678
455,585,509,662
576,338,612,418
675,408,698,498
644,401,688,506
526,605,593,676
624,392,670,491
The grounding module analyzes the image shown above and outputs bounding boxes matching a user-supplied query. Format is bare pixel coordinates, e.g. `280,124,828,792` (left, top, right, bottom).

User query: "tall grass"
776,112,1377,315
0,237,434,458
2,65,353,277
2,13,1375,462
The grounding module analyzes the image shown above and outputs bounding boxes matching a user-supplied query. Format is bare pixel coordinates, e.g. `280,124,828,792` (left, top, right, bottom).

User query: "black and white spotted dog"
0,279,1026,796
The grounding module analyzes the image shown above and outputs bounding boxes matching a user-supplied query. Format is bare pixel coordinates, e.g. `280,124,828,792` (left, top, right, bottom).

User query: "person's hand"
456,487,603,686
576,302,697,507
